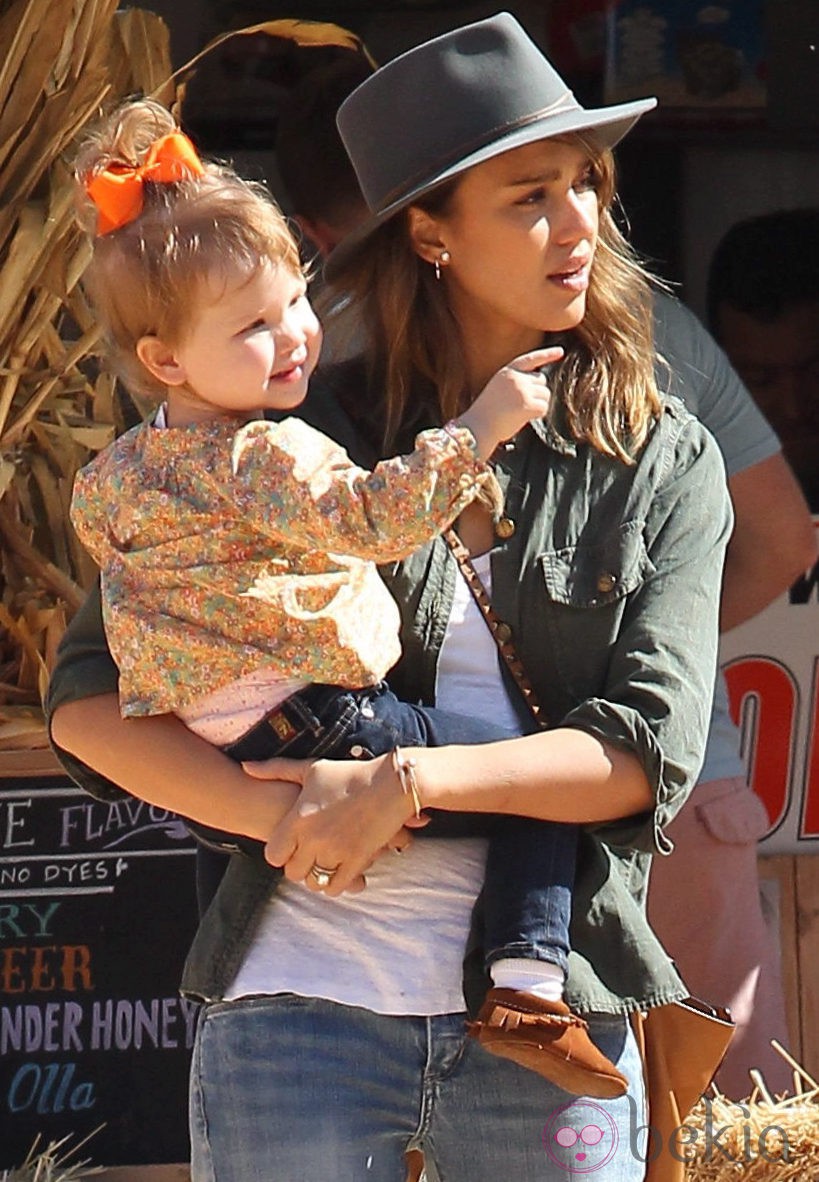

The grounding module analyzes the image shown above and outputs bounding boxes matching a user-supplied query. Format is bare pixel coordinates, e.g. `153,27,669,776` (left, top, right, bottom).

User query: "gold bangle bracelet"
392,746,422,819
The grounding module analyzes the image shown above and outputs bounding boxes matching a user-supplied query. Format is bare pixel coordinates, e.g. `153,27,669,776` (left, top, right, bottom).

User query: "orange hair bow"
86,132,205,236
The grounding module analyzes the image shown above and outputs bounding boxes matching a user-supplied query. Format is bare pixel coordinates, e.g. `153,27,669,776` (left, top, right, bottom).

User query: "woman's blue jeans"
195,681,578,974
189,994,648,1181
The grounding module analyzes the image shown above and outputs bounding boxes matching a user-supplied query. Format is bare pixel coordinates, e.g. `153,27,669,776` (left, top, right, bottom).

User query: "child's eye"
242,319,267,334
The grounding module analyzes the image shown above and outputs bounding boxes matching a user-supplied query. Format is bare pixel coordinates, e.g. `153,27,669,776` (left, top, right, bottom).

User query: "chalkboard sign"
0,755,199,1167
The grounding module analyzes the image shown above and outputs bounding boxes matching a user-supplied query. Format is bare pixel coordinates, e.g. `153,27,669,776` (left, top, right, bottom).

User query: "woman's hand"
242,753,421,896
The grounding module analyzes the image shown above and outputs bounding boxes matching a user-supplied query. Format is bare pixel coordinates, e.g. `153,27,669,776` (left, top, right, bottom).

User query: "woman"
49,14,732,1181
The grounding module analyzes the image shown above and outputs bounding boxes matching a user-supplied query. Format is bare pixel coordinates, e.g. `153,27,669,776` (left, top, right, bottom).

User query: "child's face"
157,262,322,424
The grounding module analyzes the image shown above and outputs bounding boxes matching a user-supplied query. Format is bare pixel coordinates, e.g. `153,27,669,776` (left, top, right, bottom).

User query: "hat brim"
324,95,656,281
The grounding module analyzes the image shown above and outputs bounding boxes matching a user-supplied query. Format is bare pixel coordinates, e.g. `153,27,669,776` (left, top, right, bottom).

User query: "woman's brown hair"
323,136,663,463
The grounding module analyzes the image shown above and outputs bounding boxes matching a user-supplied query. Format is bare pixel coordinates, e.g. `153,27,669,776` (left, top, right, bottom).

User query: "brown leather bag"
631,997,735,1181
444,530,737,1178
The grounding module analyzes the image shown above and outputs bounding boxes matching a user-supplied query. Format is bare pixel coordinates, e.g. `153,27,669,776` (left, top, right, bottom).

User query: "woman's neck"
459,321,545,401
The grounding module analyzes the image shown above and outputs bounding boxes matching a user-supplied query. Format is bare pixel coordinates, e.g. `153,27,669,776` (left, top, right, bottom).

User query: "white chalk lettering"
58,800,178,848
1,799,35,849
0,865,30,888
115,999,133,1050
0,1002,85,1054
91,998,113,1050
43,860,108,885
3,998,197,1055
90,997,193,1051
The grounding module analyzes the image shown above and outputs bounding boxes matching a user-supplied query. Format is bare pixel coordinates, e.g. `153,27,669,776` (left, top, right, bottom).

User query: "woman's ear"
136,335,187,387
407,206,447,266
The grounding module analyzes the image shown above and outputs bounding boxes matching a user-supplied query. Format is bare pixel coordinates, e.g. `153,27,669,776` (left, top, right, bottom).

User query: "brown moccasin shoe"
467,987,629,1098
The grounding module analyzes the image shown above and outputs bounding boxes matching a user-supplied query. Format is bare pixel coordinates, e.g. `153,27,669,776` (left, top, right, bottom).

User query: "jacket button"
494,622,513,643
495,517,515,539
597,572,617,594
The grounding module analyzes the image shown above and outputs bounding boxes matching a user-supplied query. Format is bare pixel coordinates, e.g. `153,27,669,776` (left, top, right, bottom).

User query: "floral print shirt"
70,414,486,717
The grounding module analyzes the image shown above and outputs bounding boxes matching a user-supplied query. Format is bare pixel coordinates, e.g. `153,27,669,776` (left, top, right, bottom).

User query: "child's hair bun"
73,99,179,234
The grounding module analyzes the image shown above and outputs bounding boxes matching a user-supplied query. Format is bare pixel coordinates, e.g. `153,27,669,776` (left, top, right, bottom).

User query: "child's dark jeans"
191,681,577,975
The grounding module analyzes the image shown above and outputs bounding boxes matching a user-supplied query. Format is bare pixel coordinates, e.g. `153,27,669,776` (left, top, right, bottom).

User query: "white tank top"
224,552,521,1014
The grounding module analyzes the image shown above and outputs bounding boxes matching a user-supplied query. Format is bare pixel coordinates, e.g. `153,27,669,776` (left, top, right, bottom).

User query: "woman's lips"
548,262,590,292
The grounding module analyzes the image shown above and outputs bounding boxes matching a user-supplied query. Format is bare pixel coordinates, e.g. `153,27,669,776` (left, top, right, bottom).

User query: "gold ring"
309,863,338,889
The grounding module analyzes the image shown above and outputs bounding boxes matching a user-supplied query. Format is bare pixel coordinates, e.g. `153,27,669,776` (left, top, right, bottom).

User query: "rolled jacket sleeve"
563,411,734,855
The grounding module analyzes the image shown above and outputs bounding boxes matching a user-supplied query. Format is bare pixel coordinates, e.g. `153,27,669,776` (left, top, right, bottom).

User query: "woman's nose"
553,191,596,245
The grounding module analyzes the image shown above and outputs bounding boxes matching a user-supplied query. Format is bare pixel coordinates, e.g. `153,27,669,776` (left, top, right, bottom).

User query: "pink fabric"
177,668,308,745
647,775,791,1099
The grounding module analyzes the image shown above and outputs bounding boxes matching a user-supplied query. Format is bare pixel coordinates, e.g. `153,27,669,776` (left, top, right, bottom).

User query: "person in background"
660,207,819,1096
707,208,819,511
276,50,819,1102
50,15,732,1180
646,295,815,1098
274,55,376,260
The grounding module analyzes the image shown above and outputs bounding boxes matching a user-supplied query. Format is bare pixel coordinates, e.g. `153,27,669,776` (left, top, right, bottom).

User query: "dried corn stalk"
0,9,373,745
0,0,172,738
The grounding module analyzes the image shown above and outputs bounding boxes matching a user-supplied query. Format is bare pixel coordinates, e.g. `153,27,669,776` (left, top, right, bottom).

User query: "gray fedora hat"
325,12,656,277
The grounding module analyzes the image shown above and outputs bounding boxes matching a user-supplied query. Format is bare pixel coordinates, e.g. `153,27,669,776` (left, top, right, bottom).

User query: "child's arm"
231,346,562,562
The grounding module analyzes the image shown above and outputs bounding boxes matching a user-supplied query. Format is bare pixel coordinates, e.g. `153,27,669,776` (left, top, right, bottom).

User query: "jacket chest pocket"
538,520,654,699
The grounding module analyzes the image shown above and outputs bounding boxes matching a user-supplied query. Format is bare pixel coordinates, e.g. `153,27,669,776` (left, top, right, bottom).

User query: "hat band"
375,91,577,213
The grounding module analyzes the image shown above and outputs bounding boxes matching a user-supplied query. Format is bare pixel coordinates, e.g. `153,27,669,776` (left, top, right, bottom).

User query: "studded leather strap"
444,528,547,729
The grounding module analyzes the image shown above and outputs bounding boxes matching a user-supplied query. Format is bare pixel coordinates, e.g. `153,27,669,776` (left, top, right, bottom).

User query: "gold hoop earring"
434,249,451,281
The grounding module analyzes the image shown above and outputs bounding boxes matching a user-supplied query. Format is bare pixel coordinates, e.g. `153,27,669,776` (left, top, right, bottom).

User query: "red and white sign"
720,520,819,853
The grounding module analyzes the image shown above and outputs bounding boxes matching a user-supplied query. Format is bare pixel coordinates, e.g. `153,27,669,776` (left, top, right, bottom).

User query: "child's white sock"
490,957,565,1002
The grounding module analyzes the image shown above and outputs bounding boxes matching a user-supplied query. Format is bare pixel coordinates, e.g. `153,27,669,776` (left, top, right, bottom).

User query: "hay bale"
685,1043,819,1180
0,1130,101,1180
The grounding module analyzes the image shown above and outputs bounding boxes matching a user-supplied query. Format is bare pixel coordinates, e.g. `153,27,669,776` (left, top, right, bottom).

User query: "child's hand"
457,345,564,459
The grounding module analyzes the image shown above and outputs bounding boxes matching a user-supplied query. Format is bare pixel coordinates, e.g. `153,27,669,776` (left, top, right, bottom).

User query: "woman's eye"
575,170,598,193
518,187,546,206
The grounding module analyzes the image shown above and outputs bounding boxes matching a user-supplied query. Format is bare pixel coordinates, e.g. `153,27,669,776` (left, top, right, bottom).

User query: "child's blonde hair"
74,99,303,399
